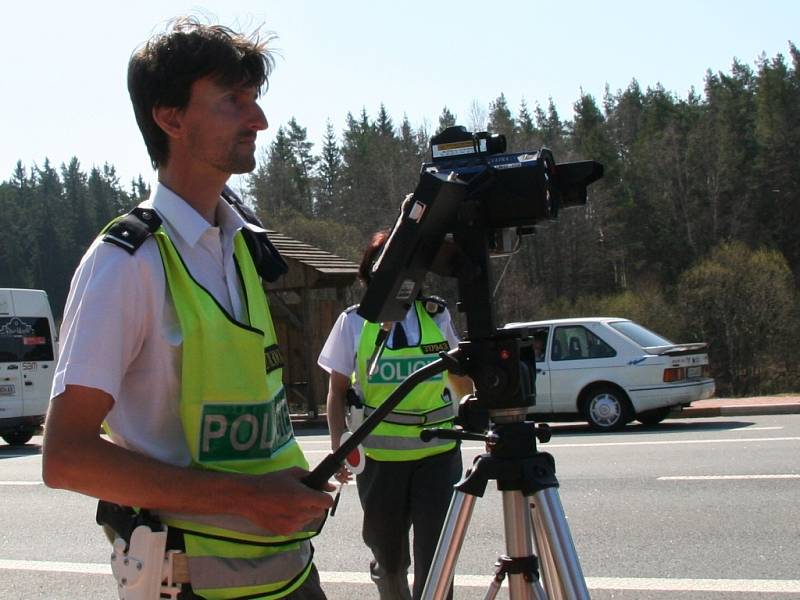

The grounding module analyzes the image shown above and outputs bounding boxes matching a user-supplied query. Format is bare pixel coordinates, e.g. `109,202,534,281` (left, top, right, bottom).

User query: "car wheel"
582,386,632,431
2,431,34,446
637,406,672,426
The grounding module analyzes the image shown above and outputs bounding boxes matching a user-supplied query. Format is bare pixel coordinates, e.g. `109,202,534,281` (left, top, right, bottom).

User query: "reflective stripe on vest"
363,404,455,426
148,226,316,599
187,542,313,592
363,434,454,453
356,302,456,462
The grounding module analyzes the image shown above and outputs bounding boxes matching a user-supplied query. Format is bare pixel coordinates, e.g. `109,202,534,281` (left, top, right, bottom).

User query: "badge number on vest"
199,390,292,461
264,344,284,374
421,342,450,354
369,356,443,384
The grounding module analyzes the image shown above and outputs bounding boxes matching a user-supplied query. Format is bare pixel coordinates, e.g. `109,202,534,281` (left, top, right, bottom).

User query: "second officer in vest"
318,230,474,600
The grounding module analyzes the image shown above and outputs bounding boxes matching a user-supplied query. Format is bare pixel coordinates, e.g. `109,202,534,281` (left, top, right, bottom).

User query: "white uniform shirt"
51,182,263,466
317,303,461,398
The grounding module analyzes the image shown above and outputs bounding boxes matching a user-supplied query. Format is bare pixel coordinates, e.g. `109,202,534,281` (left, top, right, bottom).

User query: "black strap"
101,189,287,282
102,207,162,255
392,322,408,348
221,187,288,283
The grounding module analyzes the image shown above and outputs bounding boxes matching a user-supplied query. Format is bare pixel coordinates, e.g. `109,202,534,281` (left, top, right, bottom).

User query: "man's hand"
242,468,335,536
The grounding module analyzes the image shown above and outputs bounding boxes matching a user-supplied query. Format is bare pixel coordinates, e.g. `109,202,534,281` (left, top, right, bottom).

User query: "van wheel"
2,431,34,446
582,386,632,431
637,406,672,426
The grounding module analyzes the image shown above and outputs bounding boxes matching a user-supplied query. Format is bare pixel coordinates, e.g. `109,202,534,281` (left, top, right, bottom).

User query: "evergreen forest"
2,46,798,396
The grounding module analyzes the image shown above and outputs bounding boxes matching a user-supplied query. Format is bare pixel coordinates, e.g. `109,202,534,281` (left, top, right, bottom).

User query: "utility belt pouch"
96,501,183,600
345,388,364,431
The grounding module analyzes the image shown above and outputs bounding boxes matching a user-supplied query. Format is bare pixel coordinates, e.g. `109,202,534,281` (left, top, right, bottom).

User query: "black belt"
96,500,185,550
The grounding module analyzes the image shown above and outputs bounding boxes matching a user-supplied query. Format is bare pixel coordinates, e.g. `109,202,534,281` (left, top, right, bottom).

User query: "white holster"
110,524,182,600
346,404,365,431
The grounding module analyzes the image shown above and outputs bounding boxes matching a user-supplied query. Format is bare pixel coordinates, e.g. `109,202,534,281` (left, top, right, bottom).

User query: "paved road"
2,414,799,599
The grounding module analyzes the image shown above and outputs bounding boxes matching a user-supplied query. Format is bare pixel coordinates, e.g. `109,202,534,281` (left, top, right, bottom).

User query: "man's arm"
42,385,334,536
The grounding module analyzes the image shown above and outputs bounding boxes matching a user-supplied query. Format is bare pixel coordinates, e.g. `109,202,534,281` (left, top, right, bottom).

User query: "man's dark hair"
358,229,390,285
128,17,275,169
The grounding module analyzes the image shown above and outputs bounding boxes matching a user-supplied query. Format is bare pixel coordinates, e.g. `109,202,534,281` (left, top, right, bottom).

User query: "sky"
2,1,798,188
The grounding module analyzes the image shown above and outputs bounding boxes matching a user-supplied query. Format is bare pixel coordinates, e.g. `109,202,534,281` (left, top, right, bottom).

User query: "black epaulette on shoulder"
102,207,162,255
420,295,447,316
344,304,360,314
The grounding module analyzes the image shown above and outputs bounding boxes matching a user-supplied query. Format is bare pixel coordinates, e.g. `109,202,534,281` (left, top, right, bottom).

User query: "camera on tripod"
426,125,599,229
354,124,603,421
358,125,603,325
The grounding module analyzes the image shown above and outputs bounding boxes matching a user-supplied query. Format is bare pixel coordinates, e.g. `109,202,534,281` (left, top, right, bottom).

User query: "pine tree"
1,163,37,288
753,49,800,280
250,126,298,219
315,121,343,218
436,107,457,134
32,160,64,292
536,98,565,150
286,118,317,215
487,93,515,148
375,104,394,138
515,99,541,150
340,109,388,233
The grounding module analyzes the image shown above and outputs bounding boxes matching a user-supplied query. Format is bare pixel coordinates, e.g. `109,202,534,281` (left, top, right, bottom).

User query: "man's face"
179,76,268,175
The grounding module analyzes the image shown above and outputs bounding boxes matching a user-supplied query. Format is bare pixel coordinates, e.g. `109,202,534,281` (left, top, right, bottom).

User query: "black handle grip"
302,454,342,490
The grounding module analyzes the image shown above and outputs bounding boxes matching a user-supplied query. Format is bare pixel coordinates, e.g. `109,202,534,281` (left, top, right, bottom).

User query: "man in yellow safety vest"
42,16,334,600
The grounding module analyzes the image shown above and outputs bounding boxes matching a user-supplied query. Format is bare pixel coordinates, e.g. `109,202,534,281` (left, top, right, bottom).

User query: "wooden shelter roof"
267,229,359,290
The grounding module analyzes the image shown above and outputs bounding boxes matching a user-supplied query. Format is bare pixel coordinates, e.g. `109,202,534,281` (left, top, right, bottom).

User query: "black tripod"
415,331,589,600
421,418,588,599
304,192,592,599
305,334,590,600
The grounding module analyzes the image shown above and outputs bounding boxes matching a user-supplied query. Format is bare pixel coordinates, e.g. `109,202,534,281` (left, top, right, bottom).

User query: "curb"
671,404,800,419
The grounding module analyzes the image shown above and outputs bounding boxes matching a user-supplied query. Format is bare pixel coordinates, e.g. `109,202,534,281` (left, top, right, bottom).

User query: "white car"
506,317,715,431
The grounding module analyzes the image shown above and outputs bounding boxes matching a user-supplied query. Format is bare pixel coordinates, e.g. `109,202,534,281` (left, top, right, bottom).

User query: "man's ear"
152,105,184,139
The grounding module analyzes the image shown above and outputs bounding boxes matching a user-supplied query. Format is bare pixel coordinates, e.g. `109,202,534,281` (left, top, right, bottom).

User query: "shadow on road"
0,442,42,459
293,419,760,439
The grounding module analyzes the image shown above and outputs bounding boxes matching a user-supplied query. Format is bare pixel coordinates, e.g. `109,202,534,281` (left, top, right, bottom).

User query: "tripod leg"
531,488,590,599
531,500,565,600
421,490,476,600
502,491,547,600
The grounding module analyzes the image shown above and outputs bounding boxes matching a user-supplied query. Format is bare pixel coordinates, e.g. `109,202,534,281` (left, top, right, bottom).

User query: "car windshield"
608,321,672,348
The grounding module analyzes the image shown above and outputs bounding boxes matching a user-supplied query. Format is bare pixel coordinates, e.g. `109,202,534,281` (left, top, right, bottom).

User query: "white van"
0,289,58,445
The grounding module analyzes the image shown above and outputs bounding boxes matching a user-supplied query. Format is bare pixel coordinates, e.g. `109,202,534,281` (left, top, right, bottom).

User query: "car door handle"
7,365,19,370
537,369,547,374
25,381,33,386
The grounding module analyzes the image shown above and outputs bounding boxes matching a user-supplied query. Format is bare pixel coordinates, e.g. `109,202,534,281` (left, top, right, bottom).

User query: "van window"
0,317,54,362
551,325,616,361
